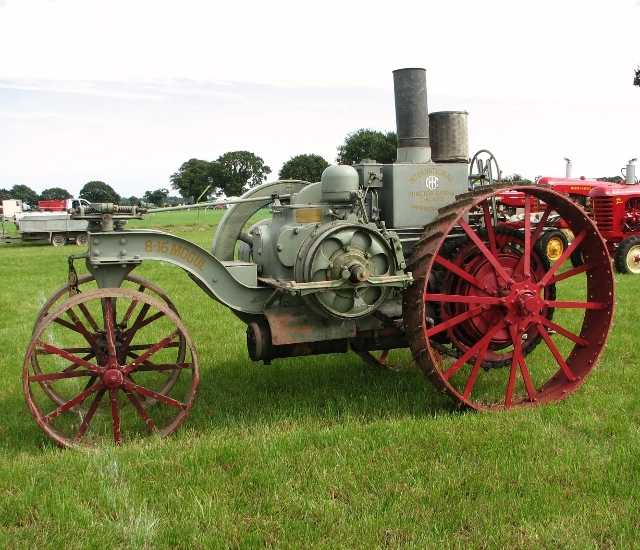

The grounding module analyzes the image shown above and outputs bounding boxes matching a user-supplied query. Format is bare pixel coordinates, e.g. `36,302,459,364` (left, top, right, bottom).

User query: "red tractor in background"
590,169,640,274
495,158,640,272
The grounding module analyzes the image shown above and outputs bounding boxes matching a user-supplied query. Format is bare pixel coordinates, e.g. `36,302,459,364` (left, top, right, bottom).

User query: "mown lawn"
0,208,639,549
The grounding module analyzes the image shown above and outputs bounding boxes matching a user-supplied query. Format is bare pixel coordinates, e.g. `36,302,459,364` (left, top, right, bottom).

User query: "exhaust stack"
393,68,431,163
626,158,637,185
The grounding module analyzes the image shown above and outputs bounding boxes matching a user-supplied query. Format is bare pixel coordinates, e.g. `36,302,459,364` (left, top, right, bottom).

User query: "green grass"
1,209,640,548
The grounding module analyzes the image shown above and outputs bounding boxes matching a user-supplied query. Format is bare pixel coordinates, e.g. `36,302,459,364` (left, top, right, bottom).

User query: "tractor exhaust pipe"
626,158,637,185
564,157,572,178
393,68,431,163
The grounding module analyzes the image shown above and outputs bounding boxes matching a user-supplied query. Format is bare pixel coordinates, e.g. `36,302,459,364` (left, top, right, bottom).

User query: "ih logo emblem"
425,175,439,190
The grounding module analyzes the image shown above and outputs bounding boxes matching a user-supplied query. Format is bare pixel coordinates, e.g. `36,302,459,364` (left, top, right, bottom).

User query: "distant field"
1,209,639,548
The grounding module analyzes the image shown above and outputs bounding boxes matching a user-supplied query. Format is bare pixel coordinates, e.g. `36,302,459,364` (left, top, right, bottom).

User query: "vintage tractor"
24,69,615,447
590,160,640,273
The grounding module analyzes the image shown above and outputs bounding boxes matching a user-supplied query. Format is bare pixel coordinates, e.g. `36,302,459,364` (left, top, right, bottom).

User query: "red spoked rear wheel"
24,288,199,447
403,184,614,410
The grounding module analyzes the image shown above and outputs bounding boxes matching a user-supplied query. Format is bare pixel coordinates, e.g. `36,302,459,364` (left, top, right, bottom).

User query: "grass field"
1,208,639,549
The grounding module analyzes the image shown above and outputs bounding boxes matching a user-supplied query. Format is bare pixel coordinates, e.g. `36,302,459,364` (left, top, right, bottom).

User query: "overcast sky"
1,0,639,199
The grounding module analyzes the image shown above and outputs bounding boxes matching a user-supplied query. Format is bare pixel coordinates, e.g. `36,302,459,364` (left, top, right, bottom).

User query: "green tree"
169,158,215,201
336,129,397,165
215,151,271,196
0,188,11,201
502,173,532,183
143,188,169,207
79,181,121,204
634,65,640,87
128,196,140,207
278,154,330,182
39,187,72,201
597,176,623,183
10,184,39,207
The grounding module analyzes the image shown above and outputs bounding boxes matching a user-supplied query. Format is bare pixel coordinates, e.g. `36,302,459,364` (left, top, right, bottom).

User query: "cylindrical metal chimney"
626,158,637,185
565,158,572,179
393,68,431,163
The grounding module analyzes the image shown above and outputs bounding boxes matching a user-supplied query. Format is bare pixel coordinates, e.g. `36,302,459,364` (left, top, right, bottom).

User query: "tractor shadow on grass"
190,349,458,434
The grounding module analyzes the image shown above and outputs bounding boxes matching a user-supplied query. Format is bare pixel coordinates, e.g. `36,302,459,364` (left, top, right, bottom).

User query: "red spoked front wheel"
24,288,199,447
403,184,614,410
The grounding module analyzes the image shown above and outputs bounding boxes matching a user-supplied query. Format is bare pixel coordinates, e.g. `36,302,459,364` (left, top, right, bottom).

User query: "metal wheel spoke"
28,369,96,383
425,293,500,306
37,341,103,374
103,298,118,365
123,388,158,432
42,382,103,423
539,229,588,286
56,308,102,356
122,330,182,374
125,302,151,336
539,328,577,382
121,297,142,325
434,255,497,294
131,362,191,373
539,317,587,346
546,262,595,285
124,307,164,340
443,321,506,380
522,194,532,275
77,302,101,332
123,379,186,409
462,342,488,399
481,200,498,257
74,388,106,442
457,217,513,284
508,325,536,404
426,304,486,338
546,300,607,310
109,388,121,444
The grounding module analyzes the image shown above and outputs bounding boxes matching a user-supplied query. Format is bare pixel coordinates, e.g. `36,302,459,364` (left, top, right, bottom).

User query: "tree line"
0,129,397,207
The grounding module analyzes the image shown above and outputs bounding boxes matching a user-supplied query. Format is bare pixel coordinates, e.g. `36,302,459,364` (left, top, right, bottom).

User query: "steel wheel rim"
32,274,186,407
24,288,199,447
404,184,615,410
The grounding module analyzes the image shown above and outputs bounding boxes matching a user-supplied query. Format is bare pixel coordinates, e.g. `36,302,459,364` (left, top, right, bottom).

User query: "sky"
0,0,639,199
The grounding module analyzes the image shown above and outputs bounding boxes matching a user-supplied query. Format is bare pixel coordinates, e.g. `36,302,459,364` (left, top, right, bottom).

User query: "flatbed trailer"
1,213,89,246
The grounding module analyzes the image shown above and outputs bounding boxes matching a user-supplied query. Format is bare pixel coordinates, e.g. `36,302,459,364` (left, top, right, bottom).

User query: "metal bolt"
213,277,218,282
93,239,100,245
276,244,283,251
120,238,127,245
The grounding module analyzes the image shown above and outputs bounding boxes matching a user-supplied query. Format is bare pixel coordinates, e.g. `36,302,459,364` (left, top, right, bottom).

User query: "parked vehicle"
23,68,615,448
1,212,89,246
38,198,91,212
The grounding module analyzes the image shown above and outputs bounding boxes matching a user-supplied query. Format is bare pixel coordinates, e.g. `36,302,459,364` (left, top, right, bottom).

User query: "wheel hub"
514,288,542,318
103,369,123,388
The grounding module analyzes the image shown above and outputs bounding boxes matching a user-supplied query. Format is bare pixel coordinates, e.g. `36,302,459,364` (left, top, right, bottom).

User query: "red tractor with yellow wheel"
590,164,640,274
